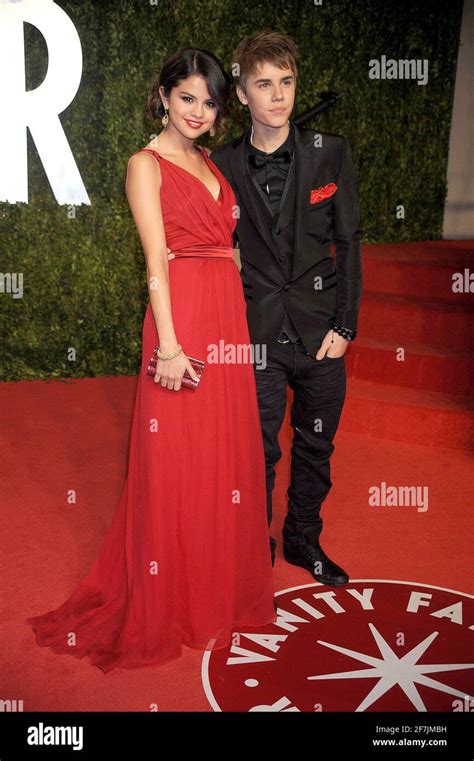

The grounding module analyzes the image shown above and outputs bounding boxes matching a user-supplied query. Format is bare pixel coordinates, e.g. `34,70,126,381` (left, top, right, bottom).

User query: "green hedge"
0,0,463,380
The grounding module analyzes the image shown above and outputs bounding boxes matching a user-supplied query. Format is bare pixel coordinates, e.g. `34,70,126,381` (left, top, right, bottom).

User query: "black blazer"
210,121,362,356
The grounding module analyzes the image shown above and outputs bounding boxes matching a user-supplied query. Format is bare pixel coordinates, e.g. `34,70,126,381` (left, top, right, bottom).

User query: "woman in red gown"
26,49,277,672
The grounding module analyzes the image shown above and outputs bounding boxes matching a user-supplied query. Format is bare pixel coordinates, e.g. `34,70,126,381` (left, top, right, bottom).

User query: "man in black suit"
211,31,362,585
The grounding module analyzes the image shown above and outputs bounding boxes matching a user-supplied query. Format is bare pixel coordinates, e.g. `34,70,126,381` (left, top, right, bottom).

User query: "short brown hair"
231,30,298,92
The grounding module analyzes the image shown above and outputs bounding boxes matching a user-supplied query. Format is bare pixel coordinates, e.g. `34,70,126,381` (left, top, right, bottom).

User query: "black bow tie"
248,148,292,169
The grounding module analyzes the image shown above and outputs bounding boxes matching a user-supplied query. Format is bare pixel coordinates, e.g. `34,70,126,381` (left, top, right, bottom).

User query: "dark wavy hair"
146,48,232,136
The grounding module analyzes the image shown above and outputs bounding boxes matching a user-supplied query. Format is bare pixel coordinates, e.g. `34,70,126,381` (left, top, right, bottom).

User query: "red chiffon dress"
26,146,277,672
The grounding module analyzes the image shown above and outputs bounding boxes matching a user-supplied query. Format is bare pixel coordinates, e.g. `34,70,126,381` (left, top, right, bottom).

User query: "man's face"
236,61,296,130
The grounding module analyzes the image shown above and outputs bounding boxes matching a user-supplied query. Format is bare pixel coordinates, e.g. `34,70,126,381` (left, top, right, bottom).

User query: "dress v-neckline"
143,145,222,204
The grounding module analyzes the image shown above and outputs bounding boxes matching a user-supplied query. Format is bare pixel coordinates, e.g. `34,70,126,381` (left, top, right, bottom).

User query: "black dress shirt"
244,123,300,343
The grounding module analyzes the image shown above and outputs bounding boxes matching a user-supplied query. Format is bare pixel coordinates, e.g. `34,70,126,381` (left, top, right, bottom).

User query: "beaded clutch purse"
146,347,205,390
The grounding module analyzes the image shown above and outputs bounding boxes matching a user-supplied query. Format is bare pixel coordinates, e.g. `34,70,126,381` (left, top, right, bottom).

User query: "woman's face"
160,75,218,139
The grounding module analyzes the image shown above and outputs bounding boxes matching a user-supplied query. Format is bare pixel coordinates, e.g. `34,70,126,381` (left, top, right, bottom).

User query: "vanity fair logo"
202,581,473,712
0,0,89,204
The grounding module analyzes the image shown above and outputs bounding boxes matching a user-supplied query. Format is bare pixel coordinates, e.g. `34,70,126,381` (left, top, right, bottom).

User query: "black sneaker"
283,540,349,586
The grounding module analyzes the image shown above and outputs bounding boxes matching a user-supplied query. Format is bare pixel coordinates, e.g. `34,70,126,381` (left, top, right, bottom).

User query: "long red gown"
26,146,277,672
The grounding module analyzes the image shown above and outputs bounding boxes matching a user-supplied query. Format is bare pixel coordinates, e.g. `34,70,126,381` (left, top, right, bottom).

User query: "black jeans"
253,331,346,559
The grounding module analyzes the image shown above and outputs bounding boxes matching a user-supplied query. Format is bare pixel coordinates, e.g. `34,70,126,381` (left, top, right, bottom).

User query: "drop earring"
209,125,215,137
161,107,169,127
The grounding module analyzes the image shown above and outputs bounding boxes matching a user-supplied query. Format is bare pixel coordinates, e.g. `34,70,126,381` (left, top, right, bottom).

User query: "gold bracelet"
156,343,182,360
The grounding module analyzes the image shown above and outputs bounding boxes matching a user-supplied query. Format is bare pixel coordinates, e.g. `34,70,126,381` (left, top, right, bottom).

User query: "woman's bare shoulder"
128,148,160,163
126,150,162,197
127,149,161,176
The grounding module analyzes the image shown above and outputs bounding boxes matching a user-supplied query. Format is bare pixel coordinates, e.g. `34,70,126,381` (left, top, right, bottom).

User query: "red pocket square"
310,183,337,204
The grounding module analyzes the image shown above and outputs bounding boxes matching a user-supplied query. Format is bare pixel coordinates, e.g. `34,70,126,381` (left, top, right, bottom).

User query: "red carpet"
1,241,472,711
